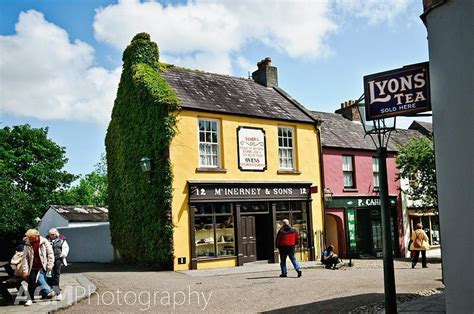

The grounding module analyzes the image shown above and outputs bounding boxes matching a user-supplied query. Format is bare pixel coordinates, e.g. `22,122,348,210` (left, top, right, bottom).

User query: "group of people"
275,219,341,278
10,228,69,306
276,220,431,277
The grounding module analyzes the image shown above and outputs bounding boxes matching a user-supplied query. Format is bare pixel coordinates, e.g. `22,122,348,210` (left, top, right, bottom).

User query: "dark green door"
356,209,373,256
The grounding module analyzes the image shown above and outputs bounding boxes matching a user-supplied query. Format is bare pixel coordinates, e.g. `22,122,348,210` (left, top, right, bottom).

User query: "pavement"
0,259,446,313
0,273,96,313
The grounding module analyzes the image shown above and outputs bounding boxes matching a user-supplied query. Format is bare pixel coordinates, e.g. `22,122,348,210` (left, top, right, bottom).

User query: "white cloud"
333,0,410,25
93,0,338,74
0,10,120,125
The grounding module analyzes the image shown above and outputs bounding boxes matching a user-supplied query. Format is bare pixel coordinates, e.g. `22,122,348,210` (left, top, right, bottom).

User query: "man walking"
276,219,302,278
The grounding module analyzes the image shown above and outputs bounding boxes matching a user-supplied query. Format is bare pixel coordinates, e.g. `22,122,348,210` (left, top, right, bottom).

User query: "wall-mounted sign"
364,62,431,120
189,182,312,202
237,127,267,171
347,209,357,251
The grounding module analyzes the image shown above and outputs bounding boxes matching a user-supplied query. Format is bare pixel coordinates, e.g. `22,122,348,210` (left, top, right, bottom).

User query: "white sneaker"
55,294,63,301
24,300,33,306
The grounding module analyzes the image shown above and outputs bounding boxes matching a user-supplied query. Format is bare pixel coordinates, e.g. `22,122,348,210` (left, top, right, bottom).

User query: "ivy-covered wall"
105,33,179,268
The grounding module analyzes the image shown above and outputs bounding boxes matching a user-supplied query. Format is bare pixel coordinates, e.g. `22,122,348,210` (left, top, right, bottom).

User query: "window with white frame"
198,119,220,167
373,157,380,189
342,155,355,188
278,126,295,169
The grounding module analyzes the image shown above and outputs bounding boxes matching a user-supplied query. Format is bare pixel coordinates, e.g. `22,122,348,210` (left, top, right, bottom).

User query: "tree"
0,125,76,256
396,136,438,206
54,154,108,206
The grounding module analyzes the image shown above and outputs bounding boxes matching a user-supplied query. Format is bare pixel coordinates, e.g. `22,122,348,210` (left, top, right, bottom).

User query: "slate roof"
409,120,433,136
311,111,422,152
51,205,109,223
160,66,314,124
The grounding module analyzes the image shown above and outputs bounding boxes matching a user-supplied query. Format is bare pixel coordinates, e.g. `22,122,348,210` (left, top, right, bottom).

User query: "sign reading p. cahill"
364,62,431,120
237,127,267,171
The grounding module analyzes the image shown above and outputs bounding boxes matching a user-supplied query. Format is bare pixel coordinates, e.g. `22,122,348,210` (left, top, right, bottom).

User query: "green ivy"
105,33,179,268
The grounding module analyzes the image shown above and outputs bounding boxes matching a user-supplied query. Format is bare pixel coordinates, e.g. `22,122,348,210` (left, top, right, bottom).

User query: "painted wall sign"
189,182,312,202
237,127,267,171
347,209,357,251
363,62,431,120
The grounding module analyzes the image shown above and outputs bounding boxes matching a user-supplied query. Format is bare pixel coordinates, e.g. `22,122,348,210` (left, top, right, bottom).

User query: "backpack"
413,231,423,249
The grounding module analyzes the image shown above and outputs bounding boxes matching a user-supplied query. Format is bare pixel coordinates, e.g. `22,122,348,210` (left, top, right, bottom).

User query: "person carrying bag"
410,223,430,268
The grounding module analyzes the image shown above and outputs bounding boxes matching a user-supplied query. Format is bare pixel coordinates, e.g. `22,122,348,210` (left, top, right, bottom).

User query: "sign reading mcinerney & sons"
188,181,312,202
237,127,267,171
364,62,431,120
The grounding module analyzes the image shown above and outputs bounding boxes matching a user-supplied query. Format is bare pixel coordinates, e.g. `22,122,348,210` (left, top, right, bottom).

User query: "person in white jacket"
45,228,69,300
22,229,55,306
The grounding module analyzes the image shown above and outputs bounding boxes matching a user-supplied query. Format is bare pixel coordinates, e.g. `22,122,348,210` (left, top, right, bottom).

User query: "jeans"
412,250,427,267
279,247,301,274
47,259,62,294
27,268,52,300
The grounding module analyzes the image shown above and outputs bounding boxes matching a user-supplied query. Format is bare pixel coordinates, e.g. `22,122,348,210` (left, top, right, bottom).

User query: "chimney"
335,100,360,121
252,57,278,88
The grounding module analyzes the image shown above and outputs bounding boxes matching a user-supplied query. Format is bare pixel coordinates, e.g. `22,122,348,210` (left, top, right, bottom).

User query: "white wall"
426,0,473,311
58,224,114,263
38,208,68,236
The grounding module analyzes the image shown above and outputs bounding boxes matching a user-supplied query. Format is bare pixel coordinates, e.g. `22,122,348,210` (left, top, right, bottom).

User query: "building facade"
312,105,421,258
161,59,324,270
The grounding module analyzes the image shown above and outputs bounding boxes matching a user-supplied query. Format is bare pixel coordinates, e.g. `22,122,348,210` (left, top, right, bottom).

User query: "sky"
0,0,432,177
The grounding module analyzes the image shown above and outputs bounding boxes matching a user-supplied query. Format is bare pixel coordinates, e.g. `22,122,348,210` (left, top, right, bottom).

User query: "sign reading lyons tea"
237,126,267,171
364,62,431,120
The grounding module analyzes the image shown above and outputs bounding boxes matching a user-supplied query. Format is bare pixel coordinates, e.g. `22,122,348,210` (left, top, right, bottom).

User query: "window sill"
277,169,301,175
343,188,358,192
195,167,227,173
193,256,236,262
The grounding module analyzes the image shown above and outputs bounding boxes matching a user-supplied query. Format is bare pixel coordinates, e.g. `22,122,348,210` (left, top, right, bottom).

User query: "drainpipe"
315,121,326,259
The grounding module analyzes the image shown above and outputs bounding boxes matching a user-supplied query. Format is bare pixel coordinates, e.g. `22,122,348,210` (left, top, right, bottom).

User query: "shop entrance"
238,202,274,263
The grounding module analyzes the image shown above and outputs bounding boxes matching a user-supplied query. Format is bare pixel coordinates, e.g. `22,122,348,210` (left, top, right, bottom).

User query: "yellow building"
160,58,324,270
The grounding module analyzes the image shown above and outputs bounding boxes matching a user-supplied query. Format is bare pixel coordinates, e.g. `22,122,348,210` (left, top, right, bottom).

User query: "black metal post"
377,147,397,313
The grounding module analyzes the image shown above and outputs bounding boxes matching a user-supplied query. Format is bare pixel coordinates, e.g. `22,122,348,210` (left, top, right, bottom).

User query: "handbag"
10,251,25,277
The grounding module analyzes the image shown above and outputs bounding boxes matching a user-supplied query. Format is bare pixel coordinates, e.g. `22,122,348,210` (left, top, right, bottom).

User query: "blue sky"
0,0,431,177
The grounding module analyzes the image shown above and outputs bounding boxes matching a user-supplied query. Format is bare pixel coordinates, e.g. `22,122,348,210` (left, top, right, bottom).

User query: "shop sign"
347,209,357,251
237,127,267,171
357,198,396,207
363,62,431,120
189,182,311,202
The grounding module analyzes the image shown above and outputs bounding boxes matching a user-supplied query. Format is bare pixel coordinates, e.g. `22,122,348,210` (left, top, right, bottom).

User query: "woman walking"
410,223,430,268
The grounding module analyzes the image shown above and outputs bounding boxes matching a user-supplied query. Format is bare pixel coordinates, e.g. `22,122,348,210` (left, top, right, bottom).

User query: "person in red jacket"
276,219,302,278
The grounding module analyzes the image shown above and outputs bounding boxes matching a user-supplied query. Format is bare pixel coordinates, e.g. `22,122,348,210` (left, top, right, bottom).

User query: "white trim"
197,118,221,168
278,126,295,170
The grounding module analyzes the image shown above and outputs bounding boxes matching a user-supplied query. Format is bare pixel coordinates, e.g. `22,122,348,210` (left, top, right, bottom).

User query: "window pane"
344,172,354,187
195,216,215,258
216,215,235,257
199,121,205,131
211,132,218,143
210,121,217,132
239,202,269,213
276,202,289,212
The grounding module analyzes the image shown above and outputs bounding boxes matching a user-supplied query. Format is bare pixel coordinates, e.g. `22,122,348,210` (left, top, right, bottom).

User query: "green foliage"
54,154,108,207
0,125,76,256
396,136,438,206
105,33,179,268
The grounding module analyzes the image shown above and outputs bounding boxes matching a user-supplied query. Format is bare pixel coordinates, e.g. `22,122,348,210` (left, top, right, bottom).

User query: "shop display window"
411,215,441,246
240,202,269,213
194,203,235,259
275,201,309,252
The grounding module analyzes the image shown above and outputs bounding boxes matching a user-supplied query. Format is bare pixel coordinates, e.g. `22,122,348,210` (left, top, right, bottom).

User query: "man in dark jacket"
46,228,69,300
276,219,302,278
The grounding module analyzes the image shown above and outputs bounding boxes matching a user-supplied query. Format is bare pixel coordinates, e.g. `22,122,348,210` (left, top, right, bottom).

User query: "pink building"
312,105,420,258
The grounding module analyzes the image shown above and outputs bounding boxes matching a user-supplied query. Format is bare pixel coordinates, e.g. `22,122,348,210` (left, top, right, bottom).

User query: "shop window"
194,203,235,258
278,126,295,170
240,202,269,213
372,157,380,189
275,201,309,252
411,215,441,246
342,155,355,188
198,119,220,167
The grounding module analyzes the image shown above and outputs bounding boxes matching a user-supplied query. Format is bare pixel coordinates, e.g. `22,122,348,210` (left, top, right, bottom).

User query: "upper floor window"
373,157,380,189
278,127,295,170
342,155,355,188
198,119,220,167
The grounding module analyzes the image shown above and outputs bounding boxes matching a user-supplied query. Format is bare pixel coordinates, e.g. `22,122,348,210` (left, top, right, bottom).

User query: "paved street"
56,259,443,313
